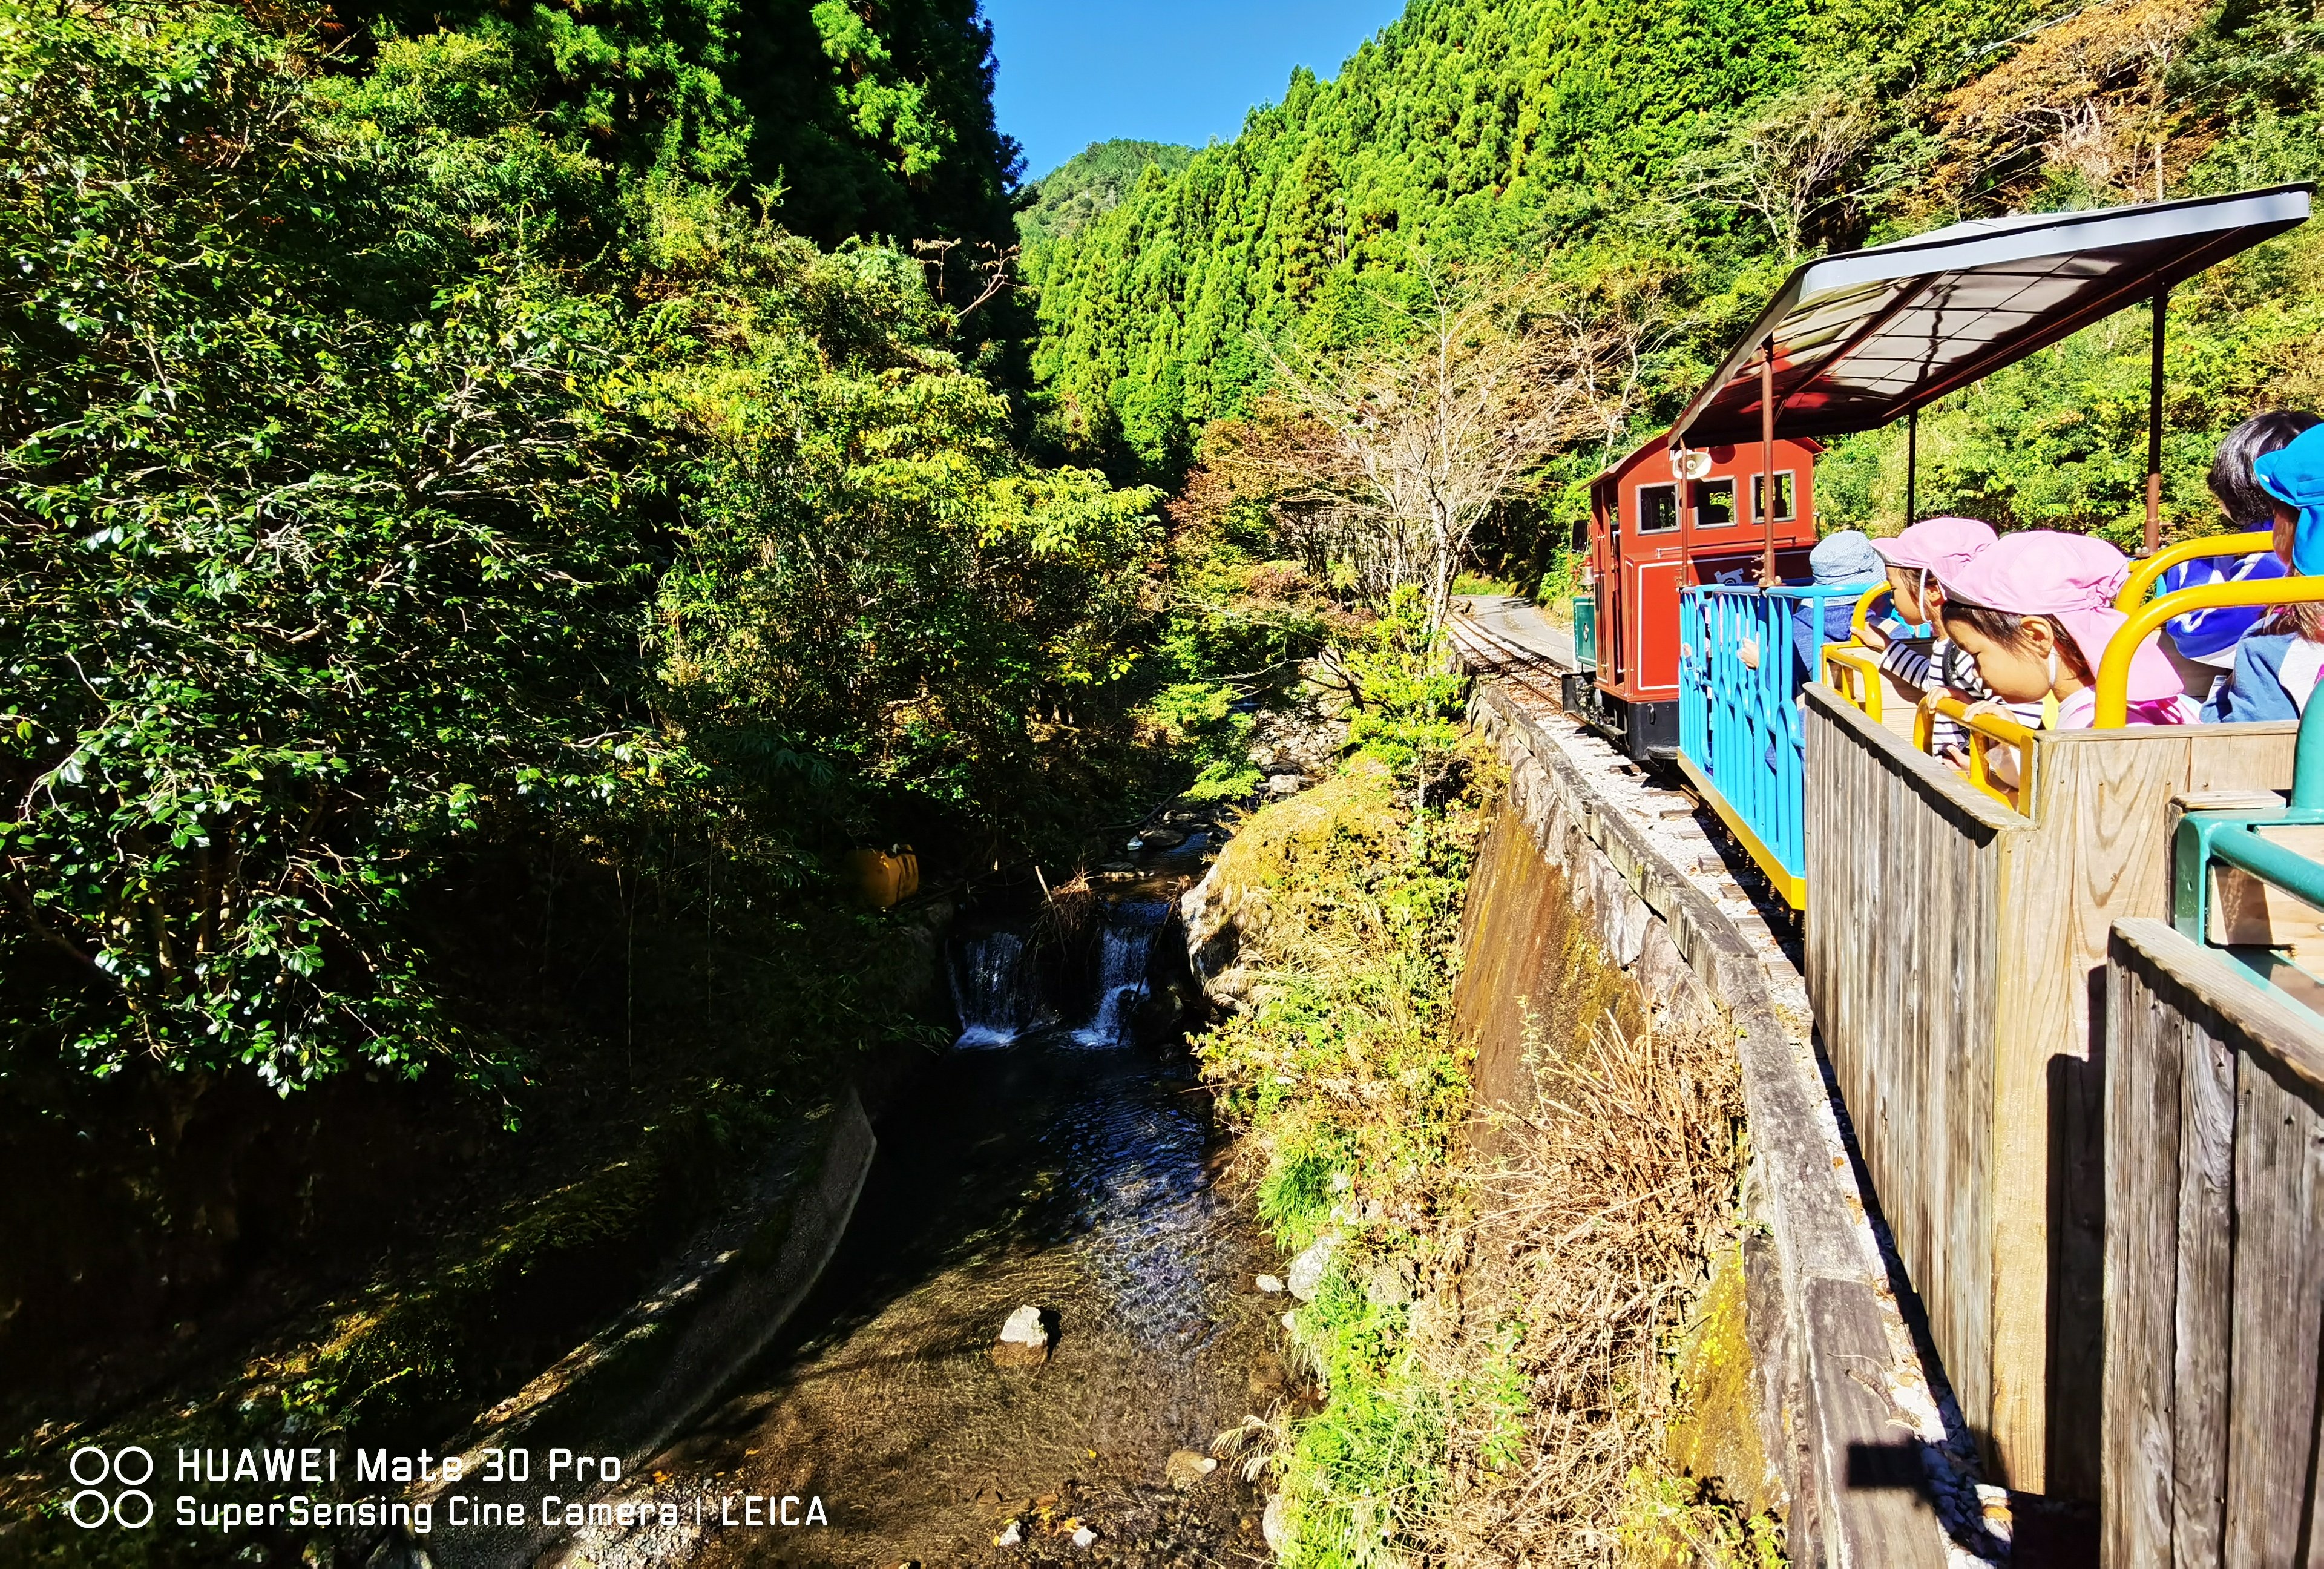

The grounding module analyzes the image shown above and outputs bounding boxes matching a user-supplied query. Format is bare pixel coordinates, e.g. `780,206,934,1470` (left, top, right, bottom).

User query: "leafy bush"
1192,741,1495,1564
1339,590,1468,778
0,3,1164,1091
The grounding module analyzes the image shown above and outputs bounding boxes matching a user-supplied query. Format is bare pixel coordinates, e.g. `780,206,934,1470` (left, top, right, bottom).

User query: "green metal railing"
2172,696,2324,1003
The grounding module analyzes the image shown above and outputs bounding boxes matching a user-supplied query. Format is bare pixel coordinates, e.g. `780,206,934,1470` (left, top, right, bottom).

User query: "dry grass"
1426,1010,1749,1567
1031,864,1105,952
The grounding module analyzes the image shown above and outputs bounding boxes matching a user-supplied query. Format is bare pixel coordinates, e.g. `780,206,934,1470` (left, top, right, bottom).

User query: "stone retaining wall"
1464,686,1986,1566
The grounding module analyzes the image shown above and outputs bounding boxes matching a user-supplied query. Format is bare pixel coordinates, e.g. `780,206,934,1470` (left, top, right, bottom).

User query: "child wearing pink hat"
1937,531,2200,730
1864,516,1996,686
1859,516,2044,754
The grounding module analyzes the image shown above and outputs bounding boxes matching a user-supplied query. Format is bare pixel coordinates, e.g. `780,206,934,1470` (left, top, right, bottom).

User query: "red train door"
1629,559,1682,693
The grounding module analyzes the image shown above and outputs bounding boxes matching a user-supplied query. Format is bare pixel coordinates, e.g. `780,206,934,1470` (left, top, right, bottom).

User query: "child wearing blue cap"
2257,417,2324,573
2202,412,2324,721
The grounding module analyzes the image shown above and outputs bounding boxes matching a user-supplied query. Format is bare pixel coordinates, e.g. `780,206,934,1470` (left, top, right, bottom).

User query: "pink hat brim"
2055,603,2182,706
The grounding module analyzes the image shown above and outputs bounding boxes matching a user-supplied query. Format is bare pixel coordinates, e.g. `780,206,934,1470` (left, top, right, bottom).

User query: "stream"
650,887,1282,1568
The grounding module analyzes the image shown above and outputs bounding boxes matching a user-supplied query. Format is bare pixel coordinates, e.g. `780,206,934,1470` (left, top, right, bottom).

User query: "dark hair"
1940,601,2091,678
2210,410,2322,525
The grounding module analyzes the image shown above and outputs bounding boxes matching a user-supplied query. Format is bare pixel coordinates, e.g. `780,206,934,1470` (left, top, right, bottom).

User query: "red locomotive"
1571,434,1823,761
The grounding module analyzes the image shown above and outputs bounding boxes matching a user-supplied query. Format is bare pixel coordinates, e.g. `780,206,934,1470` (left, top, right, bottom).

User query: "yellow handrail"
1822,643,1886,722
2114,530,2274,610
1914,693,2037,808
1850,582,1892,643
2093,577,2324,726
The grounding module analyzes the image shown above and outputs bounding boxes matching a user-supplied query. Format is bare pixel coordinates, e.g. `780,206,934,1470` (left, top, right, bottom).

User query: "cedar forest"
2,0,2322,1557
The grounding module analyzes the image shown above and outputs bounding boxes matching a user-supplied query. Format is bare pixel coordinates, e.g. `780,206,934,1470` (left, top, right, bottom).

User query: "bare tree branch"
1214,262,1652,635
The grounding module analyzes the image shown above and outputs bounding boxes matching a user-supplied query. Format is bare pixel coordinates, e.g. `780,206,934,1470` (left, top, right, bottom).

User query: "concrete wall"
404,1091,879,1569
1462,687,1980,1566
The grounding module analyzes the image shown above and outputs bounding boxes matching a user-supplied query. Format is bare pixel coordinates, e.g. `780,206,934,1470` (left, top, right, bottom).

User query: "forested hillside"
0,0,1263,1406
1019,138,1200,255
1027,0,2324,558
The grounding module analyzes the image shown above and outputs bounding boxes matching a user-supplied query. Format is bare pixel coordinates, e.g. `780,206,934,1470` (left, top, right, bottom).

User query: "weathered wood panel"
2173,1014,2237,1569
2221,1047,2324,1565
1805,689,2017,1453
2103,930,2181,1569
1805,689,2296,1496
2102,919,2324,1569
2016,729,2298,1499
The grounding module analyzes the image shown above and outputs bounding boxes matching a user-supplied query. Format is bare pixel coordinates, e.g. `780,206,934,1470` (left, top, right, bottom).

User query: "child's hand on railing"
1859,623,1891,653
1950,699,2026,792
1737,639,1761,670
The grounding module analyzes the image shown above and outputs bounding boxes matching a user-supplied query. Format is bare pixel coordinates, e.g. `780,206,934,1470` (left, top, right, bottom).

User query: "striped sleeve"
1880,639,1934,688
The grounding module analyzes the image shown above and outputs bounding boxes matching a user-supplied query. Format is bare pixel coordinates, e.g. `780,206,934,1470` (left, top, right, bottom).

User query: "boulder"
1164,1450,1219,1490
991,1304,1051,1368
1262,1492,1290,1554
1286,1237,1338,1301
1364,1259,1415,1308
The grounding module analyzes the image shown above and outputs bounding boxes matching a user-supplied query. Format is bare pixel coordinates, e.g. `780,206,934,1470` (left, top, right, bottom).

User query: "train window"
1693,476,1737,528
1753,470,1797,523
1636,482,1679,533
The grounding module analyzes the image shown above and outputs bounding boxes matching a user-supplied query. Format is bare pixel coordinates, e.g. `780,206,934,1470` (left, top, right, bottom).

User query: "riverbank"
1180,705,1786,1565
0,893,953,1569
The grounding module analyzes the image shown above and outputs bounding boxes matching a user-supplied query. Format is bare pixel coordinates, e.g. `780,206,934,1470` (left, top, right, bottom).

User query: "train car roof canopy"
1669,184,2314,451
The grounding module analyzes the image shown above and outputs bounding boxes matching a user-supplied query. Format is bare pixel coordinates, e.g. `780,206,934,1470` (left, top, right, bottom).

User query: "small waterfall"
1072,901,1166,1048
950,930,1045,1048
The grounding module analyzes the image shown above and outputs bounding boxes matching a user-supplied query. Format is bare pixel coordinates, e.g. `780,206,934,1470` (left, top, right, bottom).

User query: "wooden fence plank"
2104,933,2184,1568
2223,1050,2324,1566
2173,1015,2237,1569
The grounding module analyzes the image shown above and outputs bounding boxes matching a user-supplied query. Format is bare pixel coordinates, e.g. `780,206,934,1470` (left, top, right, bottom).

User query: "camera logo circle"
65,1447,153,1528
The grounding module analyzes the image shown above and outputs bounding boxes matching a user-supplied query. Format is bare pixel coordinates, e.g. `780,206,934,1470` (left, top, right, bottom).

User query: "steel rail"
1444,615,1570,708
1446,623,1564,706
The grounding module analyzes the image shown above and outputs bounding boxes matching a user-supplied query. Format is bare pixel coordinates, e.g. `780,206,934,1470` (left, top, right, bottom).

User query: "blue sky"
983,0,1410,179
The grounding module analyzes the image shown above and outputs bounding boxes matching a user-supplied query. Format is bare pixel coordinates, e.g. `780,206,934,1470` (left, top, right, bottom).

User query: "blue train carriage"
1674,183,2322,1507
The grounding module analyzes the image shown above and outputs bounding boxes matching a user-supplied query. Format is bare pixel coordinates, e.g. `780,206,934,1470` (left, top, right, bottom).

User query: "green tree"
0,2,1162,1092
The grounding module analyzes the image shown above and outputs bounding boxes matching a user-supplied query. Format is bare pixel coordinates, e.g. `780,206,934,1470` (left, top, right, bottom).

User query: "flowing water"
649,895,1283,1568
951,928,1052,1048
1071,900,1168,1049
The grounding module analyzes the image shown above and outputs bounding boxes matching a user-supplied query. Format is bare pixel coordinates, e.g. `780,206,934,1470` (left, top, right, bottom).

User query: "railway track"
1444,611,1571,709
